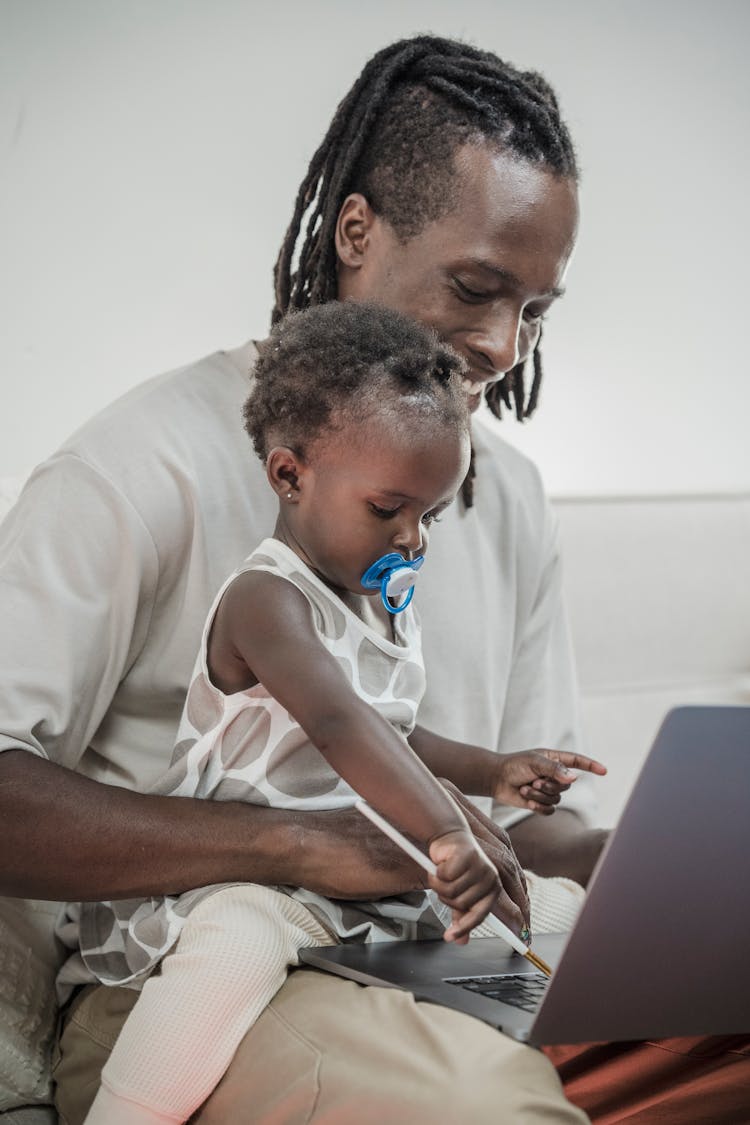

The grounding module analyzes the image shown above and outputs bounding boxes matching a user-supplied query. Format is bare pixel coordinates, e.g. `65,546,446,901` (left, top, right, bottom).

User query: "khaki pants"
53,969,588,1125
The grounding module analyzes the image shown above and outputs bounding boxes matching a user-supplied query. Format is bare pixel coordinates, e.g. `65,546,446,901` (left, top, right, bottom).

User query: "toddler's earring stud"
286,491,293,500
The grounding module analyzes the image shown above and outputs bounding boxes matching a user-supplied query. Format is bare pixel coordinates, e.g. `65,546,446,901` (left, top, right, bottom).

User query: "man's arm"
0,749,429,902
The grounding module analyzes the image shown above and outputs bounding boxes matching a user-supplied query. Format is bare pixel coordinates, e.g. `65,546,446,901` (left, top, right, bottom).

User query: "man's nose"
469,309,527,375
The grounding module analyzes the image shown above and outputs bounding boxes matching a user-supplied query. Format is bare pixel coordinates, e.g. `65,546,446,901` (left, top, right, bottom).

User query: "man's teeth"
462,378,483,396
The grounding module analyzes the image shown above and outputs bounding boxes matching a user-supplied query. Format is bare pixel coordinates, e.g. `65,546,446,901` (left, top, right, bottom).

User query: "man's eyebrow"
461,258,566,299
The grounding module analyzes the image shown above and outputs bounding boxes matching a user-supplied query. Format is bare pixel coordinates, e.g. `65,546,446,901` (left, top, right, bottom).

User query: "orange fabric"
544,1036,750,1123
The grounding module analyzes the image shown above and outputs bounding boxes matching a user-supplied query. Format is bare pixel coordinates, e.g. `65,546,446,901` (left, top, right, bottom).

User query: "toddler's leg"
84,884,333,1125
525,869,585,933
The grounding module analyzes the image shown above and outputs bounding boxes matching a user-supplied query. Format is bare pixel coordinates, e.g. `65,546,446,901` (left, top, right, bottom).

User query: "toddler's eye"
369,503,399,520
421,513,442,526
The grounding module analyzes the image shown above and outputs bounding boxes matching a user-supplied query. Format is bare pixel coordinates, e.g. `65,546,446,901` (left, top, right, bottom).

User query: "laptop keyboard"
446,973,549,1014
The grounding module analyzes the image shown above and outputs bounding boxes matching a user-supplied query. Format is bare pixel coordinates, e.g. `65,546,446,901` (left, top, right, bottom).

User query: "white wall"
2,0,749,493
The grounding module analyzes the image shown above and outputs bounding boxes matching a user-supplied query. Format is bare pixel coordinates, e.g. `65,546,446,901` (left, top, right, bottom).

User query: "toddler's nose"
393,523,425,559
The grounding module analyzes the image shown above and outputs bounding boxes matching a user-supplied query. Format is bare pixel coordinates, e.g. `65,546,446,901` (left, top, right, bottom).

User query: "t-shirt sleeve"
0,454,159,769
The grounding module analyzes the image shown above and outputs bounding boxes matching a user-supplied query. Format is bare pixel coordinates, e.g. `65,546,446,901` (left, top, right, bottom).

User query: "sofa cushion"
0,1108,56,1124
0,898,62,1111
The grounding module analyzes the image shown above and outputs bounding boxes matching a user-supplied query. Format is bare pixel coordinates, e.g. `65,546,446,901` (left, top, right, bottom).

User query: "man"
3,35,745,1125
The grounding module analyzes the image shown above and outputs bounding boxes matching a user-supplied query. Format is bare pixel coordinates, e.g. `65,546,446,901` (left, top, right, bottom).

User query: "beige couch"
1,485,748,1118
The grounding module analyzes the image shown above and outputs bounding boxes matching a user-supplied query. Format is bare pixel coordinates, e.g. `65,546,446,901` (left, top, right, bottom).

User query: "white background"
2,0,748,493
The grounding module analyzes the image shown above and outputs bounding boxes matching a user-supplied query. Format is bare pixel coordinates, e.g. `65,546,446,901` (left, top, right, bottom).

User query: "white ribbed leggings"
83,885,334,1125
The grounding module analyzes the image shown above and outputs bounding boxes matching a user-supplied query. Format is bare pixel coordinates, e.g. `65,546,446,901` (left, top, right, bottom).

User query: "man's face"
282,411,470,599
337,144,579,412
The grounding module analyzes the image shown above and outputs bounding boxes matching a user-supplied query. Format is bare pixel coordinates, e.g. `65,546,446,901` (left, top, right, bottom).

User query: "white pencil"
355,798,552,977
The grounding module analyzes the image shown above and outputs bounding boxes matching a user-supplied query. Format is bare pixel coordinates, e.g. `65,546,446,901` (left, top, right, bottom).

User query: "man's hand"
288,806,430,899
491,749,607,816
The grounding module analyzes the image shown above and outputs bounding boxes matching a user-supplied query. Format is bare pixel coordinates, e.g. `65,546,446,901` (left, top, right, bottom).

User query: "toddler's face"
287,411,469,599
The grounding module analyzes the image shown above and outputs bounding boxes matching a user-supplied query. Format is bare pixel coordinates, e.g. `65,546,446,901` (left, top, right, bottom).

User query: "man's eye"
523,306,548,323
452,277,490,303
369,503,399,519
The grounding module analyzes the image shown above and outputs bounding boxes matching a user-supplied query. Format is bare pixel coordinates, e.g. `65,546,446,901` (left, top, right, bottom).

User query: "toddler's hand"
427,828,500,945
492,749,607,815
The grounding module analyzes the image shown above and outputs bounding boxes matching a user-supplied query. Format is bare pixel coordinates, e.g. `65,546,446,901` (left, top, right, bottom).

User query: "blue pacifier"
360,552,425,615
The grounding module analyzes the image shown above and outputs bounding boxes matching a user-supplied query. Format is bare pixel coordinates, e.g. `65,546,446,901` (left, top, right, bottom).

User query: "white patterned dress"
78,538,449,987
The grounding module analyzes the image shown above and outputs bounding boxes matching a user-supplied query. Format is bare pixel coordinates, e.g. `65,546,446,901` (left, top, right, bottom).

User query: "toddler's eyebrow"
372,490,455,511
371,489,415,501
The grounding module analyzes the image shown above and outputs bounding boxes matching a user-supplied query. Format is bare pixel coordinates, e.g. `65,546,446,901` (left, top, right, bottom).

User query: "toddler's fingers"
522,784,562,806
519,786,558,816
443,890,497,943
430,877,500,916
548,750,607,777
529,778,569,799
428,863,499,910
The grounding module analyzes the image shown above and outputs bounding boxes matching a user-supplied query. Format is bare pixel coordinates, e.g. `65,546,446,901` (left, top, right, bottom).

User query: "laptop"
300,706,750,1044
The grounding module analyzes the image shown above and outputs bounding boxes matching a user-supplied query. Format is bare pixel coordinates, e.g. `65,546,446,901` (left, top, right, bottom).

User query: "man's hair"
244,302,468,464
272,34,578,433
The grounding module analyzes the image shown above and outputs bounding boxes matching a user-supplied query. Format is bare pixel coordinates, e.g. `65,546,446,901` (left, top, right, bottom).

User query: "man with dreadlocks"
2,33,749,1125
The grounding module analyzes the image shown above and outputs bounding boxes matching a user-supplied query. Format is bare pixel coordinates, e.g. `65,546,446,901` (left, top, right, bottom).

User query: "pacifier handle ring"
381,581,415,614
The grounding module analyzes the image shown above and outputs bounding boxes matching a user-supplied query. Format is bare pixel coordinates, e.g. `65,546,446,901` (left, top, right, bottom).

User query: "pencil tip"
525,950,553,978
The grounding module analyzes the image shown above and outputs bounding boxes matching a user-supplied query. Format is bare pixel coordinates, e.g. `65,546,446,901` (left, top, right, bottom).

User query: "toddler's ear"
266,445,304,499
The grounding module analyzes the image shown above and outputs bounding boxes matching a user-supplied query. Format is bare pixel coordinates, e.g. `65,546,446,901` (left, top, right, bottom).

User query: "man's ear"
335,193,378,270
266,446,306,501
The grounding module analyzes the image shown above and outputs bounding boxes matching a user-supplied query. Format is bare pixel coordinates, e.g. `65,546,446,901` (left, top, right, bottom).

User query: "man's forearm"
0,750,423,902
507,808,609,887
0,750,309,900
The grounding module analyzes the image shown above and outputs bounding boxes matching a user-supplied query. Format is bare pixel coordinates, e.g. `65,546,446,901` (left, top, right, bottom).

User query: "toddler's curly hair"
244,301,468,462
